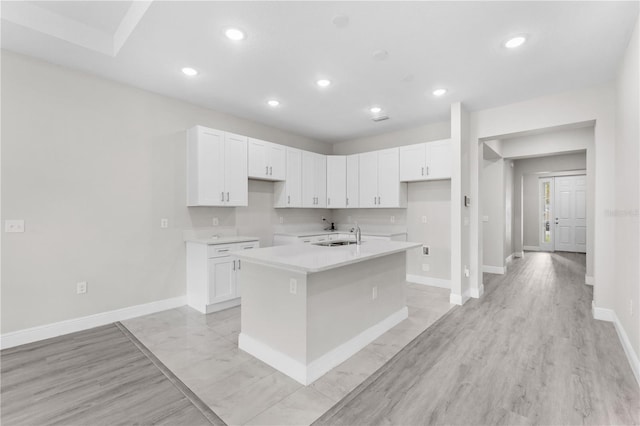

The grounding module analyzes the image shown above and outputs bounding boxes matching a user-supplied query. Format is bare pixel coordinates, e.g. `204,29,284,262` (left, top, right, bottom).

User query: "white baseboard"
505,254,514,264
483,265,505,274
513,251,524,258
239,307,409,386
406,274,450,289
470,284,485,299
523,245,540,251
449,291,470,305
0,296,187,350
585,275,595,286
592,301,640,386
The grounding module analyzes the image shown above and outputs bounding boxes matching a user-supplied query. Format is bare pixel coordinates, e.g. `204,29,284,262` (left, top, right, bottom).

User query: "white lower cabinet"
186,240,259,313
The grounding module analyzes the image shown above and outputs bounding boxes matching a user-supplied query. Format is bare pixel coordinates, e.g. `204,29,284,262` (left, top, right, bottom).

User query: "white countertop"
185,236,260,245
234,240,421,273
273,230,407,238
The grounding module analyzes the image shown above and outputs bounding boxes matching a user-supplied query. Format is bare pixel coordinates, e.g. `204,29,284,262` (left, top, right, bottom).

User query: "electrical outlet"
422,245,430,256
464,266,470,278
289,278,297,295
160,218,168,228
421,216,427,224
212,217,219,226
390,216,395,223
5,220,25,233
372,286,378,300
422,263,430,272
279,216,283,224
77,281,87,294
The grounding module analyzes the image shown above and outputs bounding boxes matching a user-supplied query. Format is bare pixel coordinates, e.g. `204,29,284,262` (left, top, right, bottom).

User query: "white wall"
481,158,505,269
504,160,514,260
614,17,639,362
1,51,331,334
515,152,587,249
332,121,449,155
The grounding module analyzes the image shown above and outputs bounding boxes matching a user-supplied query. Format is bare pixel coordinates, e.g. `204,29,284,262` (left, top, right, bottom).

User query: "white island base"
237,249,411,386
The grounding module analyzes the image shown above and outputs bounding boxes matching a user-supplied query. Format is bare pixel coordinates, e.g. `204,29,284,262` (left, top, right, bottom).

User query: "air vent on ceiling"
372,115,389,122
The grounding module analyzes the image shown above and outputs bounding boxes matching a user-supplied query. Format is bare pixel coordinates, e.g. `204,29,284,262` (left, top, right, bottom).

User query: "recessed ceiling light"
316,79,331,87
370,106,382,114
181,67,198,76
267,100,280,107
225,28,246,41
504,36,526,49
432,88,447,97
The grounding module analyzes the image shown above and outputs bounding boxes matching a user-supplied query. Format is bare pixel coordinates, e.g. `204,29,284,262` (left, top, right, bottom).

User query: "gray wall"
481,158,505,268
614,17,639,358
504,160,515,259
1,51,331,333
514,153,587,249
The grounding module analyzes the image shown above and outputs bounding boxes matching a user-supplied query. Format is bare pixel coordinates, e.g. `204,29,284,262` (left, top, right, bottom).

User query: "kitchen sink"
313,240,359,247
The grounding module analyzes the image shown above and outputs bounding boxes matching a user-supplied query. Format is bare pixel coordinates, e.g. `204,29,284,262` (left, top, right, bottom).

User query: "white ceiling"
2,1,638,143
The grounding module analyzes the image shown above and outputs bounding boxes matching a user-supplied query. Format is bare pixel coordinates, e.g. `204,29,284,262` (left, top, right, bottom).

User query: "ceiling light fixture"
504,35,526,49
432,88,447,97
316,79,331,87
225,28,246,41
370,106,382,114
267,100,280,107
181,67,198,76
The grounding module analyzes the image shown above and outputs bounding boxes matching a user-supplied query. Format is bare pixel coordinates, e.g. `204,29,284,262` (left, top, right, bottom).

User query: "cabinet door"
208,257,236,304
346,154,359,208
224,132,248,206
377,148,400,207
327,156,347,208
399,143,427,181
315,154,327,208
248,138,269,179
426,139,452,180
301,151,317,207
286,148,302,207
359,151,378,208
188,126,225,206
268,143,286,181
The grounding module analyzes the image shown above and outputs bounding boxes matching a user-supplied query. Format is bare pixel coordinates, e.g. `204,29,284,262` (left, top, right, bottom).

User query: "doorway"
538,174,587,253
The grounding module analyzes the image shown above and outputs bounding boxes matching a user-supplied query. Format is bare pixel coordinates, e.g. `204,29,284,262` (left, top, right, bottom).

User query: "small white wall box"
422,245,430,256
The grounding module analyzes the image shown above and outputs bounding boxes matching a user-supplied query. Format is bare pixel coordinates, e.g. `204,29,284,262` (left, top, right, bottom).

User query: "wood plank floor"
1,323,225,426
315,252,640,425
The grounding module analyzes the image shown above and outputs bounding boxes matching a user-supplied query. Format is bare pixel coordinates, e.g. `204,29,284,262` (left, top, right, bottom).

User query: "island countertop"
233,240,421,273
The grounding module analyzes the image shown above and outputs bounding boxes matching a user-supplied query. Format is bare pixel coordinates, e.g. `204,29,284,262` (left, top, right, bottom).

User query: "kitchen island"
233,239,421,385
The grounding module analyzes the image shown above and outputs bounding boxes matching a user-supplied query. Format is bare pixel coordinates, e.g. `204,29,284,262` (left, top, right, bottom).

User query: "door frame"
537,171,587,252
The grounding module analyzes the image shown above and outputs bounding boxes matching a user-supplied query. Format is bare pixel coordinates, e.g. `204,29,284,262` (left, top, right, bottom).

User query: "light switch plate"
5,220,25,233
212,217,219,226
421,216,427,224
160,218,169,228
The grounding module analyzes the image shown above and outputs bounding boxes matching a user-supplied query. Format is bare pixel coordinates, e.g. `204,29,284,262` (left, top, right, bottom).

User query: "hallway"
316,252,640,425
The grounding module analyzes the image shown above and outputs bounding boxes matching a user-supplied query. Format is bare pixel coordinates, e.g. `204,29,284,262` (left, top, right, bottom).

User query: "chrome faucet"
355,224,362,245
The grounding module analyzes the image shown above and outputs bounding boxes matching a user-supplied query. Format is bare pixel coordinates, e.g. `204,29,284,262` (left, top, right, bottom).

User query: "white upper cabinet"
346,154,359,208
327,155,347,208
187,126,248,207
248,138,286,181
399,139,452,181
274,148,302,207
359,148,407,208
302,151,327,208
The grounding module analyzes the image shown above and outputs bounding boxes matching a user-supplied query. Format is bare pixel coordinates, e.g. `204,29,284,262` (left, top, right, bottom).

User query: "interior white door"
554,175,587,253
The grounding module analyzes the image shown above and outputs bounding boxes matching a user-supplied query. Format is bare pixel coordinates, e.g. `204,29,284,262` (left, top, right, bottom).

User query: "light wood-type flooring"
315,252,640,425
1,323,224,426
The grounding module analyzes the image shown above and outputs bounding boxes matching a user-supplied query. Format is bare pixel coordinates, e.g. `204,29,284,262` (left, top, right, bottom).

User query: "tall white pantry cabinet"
187,126,248,206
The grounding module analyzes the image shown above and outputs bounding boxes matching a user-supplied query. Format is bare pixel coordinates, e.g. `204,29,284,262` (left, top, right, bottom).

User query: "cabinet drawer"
208,245,236,258
237,242,259,251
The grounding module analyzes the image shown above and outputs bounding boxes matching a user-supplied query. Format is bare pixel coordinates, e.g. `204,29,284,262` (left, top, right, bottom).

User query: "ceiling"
2,1,638,143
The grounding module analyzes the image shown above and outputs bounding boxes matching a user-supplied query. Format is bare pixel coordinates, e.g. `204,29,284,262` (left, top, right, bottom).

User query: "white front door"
554,175,587,253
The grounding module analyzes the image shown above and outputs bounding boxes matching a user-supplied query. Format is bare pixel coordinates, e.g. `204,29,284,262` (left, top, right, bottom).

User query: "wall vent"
372,115,389,122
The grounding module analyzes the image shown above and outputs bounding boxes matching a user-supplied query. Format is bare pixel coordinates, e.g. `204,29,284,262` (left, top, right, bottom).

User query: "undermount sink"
313,240,360,247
